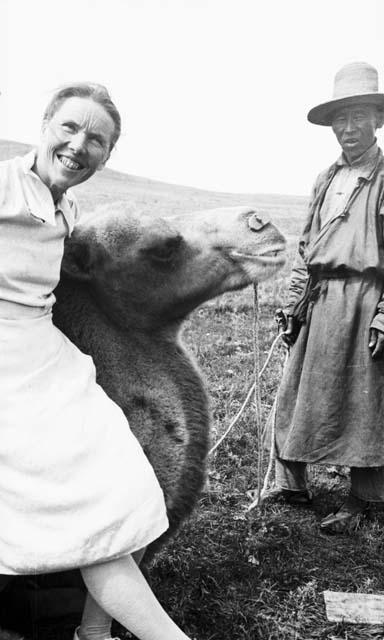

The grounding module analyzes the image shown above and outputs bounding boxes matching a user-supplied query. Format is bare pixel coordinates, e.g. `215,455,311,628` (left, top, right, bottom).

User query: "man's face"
331,104,382,162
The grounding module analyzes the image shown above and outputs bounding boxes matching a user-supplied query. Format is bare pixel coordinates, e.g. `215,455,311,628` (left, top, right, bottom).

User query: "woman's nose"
68,131,87,153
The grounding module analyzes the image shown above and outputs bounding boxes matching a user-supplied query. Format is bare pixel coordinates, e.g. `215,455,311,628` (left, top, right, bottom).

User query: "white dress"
0,153,169,575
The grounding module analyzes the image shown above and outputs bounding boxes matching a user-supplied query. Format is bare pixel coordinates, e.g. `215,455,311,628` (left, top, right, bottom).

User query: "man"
270,61,384,533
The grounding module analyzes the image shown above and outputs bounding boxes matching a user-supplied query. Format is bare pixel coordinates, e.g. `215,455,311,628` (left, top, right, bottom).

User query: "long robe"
275,147,384,467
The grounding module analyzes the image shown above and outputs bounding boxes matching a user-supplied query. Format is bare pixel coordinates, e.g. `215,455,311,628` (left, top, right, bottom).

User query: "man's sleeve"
283,179,320,316
284,251,309,316
370,193,384,333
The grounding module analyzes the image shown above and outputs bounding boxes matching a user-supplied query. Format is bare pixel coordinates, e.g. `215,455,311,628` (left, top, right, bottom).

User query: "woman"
0,83,193,640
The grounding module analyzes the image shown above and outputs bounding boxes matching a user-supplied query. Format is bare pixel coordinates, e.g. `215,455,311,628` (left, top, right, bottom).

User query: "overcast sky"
1,0,383,195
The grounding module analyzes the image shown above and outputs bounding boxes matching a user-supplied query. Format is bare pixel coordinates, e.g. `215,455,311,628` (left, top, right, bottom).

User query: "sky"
1,0,383,196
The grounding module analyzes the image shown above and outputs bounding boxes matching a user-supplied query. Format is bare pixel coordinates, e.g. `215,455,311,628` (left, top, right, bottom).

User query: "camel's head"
61,204,286,329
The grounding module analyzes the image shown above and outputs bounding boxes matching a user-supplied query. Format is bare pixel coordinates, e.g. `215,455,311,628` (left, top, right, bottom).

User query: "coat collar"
300,145,384,255
20,150,77,228
335,141,381,182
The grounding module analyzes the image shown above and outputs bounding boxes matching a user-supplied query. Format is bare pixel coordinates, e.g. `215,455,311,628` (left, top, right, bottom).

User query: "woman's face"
35,96,116,200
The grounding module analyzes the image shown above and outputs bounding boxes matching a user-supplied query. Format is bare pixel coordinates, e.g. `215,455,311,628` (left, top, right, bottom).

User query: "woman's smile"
57,154,84,171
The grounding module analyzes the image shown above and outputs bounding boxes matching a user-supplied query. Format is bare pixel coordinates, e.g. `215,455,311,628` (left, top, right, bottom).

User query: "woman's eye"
62,123,77,133
89,136,104,147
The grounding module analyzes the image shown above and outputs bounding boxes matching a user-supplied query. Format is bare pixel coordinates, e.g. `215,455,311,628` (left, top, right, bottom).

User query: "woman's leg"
80,553,191,640
77,592,112,640
78,548,148,640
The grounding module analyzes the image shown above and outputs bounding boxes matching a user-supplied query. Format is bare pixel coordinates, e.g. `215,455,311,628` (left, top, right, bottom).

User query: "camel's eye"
142,235,182,264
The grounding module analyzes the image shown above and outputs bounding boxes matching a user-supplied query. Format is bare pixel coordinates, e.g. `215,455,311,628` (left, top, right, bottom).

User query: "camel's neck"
54,279,112,341
53,278,207,419
54,278,182,342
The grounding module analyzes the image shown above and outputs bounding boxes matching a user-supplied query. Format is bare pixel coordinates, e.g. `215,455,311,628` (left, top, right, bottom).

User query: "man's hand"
275,309,301,347
369,328,384,359
282,316,301,347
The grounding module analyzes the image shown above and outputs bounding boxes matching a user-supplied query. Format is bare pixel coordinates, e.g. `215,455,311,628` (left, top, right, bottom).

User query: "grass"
130,282,384,640
1,139,384,640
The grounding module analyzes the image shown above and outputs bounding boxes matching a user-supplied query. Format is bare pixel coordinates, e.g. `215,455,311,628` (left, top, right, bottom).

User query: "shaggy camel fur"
53,204,286,559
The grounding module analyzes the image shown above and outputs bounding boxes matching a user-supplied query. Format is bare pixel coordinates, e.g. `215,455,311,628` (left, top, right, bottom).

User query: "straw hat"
307,62,384,126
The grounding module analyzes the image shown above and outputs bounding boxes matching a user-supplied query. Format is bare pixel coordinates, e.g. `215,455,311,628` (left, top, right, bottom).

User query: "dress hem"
0,516,169,576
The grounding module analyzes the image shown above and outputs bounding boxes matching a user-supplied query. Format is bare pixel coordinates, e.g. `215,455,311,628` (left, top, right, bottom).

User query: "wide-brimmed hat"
307,61,384,126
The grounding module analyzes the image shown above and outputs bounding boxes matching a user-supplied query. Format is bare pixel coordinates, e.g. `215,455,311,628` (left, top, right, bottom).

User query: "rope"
209,297,286,458
247,385,277,510
208,330,284,456
248,346,289,511
252,285,263,507
208,289,289,511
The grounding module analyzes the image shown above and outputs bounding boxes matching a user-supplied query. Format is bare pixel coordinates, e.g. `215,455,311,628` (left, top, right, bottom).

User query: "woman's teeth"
58,156,82,170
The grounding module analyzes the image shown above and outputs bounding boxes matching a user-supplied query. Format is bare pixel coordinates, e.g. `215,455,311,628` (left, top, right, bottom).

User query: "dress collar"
20,150,76,228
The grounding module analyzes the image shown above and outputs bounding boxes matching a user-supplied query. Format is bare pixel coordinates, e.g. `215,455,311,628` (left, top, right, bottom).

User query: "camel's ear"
61,237,94,281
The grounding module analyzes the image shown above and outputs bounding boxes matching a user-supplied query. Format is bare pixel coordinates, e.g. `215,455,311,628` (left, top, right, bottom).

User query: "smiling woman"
0,84,194,640
34,84,121,201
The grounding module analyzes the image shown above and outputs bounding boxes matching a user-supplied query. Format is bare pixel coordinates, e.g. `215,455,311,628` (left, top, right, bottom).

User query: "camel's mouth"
230,243,286,265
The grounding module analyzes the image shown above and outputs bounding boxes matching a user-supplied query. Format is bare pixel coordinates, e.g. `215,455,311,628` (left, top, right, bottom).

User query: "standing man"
269,61,384,533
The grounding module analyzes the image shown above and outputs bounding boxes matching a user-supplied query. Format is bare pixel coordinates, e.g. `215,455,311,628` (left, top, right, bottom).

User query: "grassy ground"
109,220,384,640
1,140,384,640
140,283,384,640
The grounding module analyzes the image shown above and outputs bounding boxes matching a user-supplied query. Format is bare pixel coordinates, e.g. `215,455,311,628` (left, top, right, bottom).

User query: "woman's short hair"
43,82,121,151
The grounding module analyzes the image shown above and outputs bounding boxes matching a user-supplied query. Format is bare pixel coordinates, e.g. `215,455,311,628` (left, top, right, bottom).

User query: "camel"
0,205,285,632
53,204,286,559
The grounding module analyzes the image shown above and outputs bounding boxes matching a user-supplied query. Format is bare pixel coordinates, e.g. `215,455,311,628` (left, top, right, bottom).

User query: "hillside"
0,139,308,235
